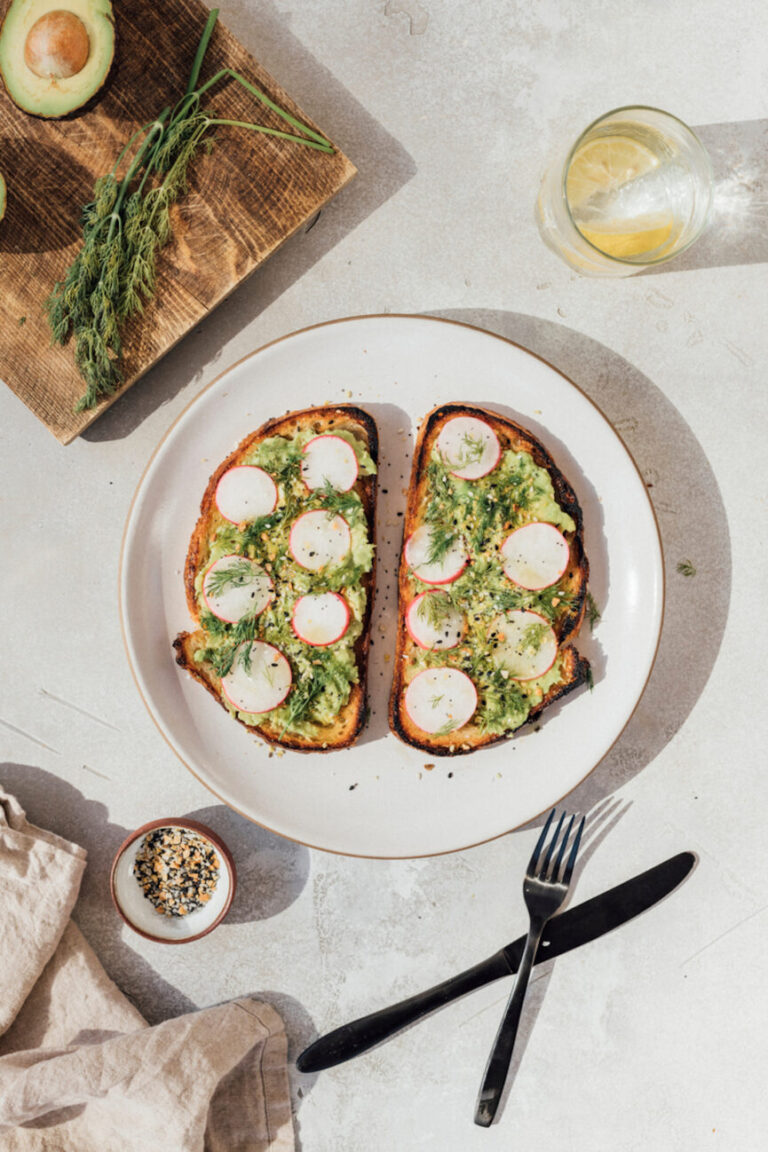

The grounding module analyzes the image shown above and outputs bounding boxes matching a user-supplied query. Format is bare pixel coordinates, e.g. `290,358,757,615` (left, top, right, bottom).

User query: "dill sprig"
314,480,363,519
424,523,459,568
586,591,601,630
47,9,334,412
521,621,549,651
205,557,258,597
275,650,352,735
206,606,264,678
277,675,325,736
417,590,456,630
438,432,485,471
456,433,485,467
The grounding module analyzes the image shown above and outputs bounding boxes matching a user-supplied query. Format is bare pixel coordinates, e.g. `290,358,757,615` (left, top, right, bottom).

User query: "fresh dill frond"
425,524,458,568
521,621,548,651
200,610,228,637
316,480,362,519
208,608,262,677
209,645,237,679
433,719,458,738
586,592,601,630
205,558,257,597
240,507,290,549
676,559,697,578
277,676,324,735
457,433,485,467
275,651,352,734
417,590,455,630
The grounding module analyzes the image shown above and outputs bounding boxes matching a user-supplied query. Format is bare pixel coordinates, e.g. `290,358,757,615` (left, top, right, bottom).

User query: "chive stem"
195,66,332,148
111,119,162,178
205,118,333,151
186,8,219,97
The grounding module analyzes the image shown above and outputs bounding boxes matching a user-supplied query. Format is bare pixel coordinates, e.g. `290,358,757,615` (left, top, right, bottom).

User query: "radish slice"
490,610,558,681
292,592,350,646
301,435,359,492
202,555,273,623
406,591,465,650
405,524,468,585
404,667,477,734
436,416,501,480
289,511,351,571
215,466,278,524
501,522,570,590
221,642,292,714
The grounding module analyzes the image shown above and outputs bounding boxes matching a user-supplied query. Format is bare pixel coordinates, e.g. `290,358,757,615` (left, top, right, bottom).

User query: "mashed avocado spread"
408,444,576,736
194,429,375,738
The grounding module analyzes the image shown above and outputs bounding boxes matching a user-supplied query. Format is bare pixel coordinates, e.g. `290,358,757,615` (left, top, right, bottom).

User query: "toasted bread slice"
389,403,590,756
174,405,378,752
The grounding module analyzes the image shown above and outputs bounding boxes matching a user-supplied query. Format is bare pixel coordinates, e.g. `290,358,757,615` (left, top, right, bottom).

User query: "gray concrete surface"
1,2,767,1148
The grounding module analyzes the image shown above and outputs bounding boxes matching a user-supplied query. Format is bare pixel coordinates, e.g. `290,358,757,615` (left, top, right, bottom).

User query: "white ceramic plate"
120,315,663,858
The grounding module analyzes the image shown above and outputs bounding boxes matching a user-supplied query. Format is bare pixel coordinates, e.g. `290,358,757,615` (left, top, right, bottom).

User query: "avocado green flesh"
193,430,376,739
406,446,579,736
0,0,114,118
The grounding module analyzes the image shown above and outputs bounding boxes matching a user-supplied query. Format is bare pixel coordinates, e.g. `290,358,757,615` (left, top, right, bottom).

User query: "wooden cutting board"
0,0,355,443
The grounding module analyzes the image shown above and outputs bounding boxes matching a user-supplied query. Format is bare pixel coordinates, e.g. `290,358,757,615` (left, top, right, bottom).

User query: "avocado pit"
0,0,115,118
24,10,90,79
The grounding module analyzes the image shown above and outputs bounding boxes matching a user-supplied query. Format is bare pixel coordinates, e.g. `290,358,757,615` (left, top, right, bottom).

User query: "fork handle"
474,917,545,1127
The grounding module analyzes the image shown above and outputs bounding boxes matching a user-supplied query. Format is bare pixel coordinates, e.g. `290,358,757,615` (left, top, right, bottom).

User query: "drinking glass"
536,106,713,277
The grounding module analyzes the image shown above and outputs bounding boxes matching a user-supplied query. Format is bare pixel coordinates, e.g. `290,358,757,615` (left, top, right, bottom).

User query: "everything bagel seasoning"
133,827,220,917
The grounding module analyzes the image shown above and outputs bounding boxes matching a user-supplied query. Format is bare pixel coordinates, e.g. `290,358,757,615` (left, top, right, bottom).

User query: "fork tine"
527,809,555,876
552,813,575,881
562,815,586,885
540,812,565,879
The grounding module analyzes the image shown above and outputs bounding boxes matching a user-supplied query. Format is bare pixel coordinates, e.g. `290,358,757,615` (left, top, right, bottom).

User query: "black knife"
297,851,695,1073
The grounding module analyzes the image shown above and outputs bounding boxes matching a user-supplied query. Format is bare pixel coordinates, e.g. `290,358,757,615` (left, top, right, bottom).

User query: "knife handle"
296,949,512,1073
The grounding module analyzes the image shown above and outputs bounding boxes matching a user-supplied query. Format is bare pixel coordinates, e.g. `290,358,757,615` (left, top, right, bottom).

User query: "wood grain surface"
0,0,355,443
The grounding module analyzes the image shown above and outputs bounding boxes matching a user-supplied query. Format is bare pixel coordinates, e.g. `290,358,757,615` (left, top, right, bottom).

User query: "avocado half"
0,0,115,118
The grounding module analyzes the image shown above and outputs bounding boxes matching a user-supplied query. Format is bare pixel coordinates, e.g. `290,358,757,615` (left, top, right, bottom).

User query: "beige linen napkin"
0,788,294,1152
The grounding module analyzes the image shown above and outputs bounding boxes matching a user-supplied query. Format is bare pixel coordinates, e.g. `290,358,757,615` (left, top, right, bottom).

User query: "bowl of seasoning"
110,818,236,943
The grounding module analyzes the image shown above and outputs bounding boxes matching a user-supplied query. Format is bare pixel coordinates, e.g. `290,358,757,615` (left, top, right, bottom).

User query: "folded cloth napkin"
0,788,295,1152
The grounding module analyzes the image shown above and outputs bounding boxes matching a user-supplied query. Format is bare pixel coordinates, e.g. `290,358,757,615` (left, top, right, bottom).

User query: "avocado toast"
389,403,590,756
174,405,378,752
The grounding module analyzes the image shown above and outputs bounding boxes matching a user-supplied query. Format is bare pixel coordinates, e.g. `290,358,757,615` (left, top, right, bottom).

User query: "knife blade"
296,851,695,1073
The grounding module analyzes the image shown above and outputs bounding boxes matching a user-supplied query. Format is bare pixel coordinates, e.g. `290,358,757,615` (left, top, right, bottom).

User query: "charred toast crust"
388,644,591,757
388,403,590,757
172,632,367,752
175,405,377,753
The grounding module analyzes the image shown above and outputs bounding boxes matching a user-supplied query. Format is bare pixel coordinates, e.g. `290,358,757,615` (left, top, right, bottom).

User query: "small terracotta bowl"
110,817,236,944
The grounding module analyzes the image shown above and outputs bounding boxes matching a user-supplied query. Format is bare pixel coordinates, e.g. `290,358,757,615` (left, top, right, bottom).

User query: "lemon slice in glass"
566,135,660,208
566,135,676,259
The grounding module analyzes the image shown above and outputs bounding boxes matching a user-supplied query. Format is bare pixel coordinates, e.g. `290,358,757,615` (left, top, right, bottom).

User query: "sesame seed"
133,828,220,918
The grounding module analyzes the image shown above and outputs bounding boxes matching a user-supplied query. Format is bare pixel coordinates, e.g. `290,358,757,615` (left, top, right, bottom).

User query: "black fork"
474,809,585,1127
